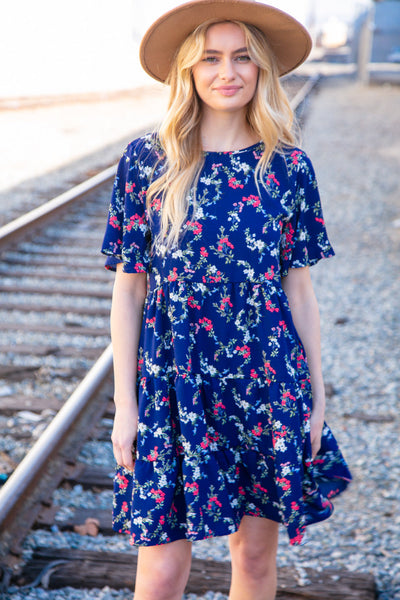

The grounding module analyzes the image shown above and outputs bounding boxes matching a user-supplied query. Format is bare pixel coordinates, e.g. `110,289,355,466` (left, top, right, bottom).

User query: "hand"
111,402,138,471
309,411,324,460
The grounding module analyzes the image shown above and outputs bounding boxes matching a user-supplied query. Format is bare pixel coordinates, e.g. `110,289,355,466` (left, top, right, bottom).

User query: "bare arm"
281,266,325,458
110,263,147,470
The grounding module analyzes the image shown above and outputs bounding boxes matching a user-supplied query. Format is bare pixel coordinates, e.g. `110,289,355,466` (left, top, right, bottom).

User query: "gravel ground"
3,75,400,599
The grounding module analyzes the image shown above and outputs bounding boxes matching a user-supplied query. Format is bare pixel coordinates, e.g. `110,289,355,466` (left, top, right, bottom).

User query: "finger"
121,447,135,471
112,444,123,466
312,441,321,460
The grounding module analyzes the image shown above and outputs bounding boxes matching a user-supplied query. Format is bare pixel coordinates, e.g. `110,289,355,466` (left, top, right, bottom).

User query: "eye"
202,55,219,64
235,54,251,63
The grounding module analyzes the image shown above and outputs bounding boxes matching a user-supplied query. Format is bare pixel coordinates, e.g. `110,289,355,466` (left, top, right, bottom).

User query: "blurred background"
0,0,399,213
1,0,399,99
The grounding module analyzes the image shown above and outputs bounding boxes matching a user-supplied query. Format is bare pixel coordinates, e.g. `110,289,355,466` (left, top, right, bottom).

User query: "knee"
135,543,191,600
231,537,277,582
136,565,185,600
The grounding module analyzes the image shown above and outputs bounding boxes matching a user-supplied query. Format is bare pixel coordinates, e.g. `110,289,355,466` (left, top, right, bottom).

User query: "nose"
219,57,235,81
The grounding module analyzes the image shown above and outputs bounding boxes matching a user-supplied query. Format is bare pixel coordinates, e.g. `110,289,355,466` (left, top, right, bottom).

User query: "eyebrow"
203,47,248,55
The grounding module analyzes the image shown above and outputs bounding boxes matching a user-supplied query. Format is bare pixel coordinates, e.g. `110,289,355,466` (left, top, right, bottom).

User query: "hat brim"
139,0,312,83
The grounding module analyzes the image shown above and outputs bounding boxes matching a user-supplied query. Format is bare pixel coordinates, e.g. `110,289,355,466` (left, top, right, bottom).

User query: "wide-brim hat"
139,0,312,83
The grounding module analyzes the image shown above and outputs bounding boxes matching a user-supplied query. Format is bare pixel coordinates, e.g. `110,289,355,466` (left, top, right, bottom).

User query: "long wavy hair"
146,20,297,251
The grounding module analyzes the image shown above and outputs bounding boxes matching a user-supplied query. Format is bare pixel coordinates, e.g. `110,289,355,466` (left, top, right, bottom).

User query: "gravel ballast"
3,75,400,599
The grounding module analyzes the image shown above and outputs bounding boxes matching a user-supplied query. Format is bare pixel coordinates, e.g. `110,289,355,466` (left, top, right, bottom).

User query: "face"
192,22,259,115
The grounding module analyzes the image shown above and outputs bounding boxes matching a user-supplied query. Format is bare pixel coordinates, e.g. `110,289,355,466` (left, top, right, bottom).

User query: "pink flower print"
254,483,268,494
147,446,159,462
291,501,300,511
122,501,129,513
187,220,202,235
264,361,276,384
236,344,251,359
276,476,291,491
150,488,165,504
296,350,306,368
233,201,244,213
315,216,325,225
266,173,280,186
116,473,129,490
156,288,165,304
146,316,156,326
290,150,302,165
289,529,304,546
252,423,263,436
126,213,145,231
217,236,234,252
125,182,135,193
134,263,145,273
283,222,294,249
167,267,178,282
220,296,233,311
265,299,279,313
200,247,208,257
188,296,201,310
272,425,287,448
201,431,220,447
243,194,260,207
109,215,121,230
238,486,246,496
281,390,296,406
200,438,209,449
209,271,222,283
199,317,213,331
207,496,222,510
264,265,275,280
159,515,165,525
228,177,244,189
150,197,161,212
250,369,258,379
185,482,199,496
213,400,226,415
279,320,287,331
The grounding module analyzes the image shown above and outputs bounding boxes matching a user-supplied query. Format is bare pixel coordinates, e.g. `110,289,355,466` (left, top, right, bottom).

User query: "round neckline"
203,140,263,156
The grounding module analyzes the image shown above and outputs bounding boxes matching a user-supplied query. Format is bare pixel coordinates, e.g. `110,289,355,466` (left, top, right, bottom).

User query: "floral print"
101,135,351,547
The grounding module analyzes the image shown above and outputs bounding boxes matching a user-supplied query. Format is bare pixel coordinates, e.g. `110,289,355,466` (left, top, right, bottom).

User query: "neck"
200,109,258,152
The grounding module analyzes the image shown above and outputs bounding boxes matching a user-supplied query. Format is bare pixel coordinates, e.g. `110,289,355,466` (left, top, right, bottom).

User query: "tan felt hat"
139,0,312,83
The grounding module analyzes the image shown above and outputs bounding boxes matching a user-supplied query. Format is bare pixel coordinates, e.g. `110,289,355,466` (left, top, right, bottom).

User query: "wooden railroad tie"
18,547,376,599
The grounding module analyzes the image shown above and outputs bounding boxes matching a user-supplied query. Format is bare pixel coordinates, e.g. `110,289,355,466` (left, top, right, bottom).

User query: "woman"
102,2,351,599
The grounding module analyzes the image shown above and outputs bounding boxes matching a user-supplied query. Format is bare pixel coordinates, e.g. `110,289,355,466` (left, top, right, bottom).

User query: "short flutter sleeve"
101,140,152,273
280,150,334,277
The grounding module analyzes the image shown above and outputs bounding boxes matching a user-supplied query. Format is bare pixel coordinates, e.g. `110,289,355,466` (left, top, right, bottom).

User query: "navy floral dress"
101,134,351,547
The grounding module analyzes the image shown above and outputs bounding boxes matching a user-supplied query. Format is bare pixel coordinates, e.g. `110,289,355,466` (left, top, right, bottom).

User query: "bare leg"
228,516,279,600
134,539,192,600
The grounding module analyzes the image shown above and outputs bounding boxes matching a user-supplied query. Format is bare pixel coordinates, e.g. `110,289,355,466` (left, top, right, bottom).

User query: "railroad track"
2,74,375,600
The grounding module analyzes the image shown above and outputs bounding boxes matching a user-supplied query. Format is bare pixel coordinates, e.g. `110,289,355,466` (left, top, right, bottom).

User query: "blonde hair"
147,20,296,250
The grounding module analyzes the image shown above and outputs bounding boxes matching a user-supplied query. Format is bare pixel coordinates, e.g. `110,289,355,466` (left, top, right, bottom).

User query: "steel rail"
0,165,116,249
290,73,320,111
0,344,113,558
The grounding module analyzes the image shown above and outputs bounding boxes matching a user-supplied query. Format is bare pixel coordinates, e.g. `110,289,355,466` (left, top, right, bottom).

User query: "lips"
214,86,242,96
